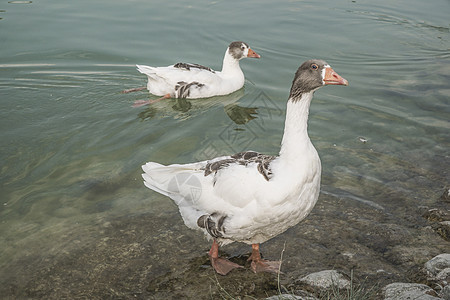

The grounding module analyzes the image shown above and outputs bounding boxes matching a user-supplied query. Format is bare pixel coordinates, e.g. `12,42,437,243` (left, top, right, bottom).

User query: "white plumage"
141,59,348,275
136,41,260,99
142,140,321,246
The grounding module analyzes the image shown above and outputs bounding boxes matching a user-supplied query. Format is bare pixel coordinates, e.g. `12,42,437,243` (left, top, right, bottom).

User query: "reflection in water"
137,105,158,121
172,98,192,112
137,88,259,125
224,104,257,125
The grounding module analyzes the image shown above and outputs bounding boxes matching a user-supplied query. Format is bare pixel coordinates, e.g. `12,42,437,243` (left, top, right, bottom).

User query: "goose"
141,59,348,275
126,41,260,107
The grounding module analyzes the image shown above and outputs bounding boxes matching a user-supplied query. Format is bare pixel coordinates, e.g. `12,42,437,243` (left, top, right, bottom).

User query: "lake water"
1,0,449,298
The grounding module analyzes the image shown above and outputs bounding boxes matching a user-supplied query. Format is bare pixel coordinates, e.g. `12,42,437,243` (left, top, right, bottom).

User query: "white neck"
221,49,243,76
279,92,315,161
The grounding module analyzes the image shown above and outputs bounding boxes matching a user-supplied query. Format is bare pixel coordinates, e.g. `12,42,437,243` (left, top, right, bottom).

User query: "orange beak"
247,48,261,58
324,67,348,86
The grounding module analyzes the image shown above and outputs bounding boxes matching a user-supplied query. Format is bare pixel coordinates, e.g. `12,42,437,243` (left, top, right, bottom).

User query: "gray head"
289,59,348,99
228,41,261,60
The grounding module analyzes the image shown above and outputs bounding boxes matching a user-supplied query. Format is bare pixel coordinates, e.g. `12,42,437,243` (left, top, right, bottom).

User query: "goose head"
227,41,261,60
289,59,348,99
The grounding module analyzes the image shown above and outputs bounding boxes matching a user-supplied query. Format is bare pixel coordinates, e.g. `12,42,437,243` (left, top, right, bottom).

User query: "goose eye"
311,64,318,70
241,46,245,50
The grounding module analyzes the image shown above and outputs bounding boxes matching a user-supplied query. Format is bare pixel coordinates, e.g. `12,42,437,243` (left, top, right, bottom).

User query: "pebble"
358,136,368,143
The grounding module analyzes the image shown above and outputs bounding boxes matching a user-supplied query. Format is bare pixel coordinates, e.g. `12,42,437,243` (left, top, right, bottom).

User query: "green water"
1,0,449,297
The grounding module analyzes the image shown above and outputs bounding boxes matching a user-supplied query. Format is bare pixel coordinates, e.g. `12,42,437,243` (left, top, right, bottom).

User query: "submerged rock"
423,209,450,240
440,188,450,203
435,221,450,241
423,209,450,222
383,282,441,300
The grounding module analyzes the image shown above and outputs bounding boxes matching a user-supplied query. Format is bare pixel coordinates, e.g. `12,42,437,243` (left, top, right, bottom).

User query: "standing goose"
141,59,348,275
127,41,260,107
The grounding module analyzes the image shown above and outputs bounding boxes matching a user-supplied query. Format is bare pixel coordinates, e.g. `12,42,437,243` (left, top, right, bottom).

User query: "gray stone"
297,270,350,290
435,267,450,282
383,282,441,300
265,294,316,300
440,285,450,300
426,254,450,276
440,188,450,202
437,221,450,240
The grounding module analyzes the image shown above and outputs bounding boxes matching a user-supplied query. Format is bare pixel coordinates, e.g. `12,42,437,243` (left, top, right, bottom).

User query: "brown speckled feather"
203,151,276,181
173,62,215,73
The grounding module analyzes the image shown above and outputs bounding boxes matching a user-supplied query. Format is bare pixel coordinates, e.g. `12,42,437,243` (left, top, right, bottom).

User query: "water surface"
0,0,449,298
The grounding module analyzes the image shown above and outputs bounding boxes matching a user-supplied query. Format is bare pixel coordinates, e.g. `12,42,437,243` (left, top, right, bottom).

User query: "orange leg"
121,86,147,93
208,239,243,275
132,93,171,108
248,243,281,274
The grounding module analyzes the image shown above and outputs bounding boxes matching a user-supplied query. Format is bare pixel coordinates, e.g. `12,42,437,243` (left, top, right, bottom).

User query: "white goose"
127,41,260,107
141,59,348,275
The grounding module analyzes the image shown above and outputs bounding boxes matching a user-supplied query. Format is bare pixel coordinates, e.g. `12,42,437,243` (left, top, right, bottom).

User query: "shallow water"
0,0,449,298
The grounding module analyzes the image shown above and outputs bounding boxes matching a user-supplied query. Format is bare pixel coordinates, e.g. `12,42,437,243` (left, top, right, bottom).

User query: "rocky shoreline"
270,253,450,299
1,187,448,299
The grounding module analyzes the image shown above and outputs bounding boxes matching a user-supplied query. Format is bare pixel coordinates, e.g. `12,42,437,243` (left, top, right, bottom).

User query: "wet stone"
425,253,450,285
440,285,450,300
423,208,450,241
296,270,350,290
426,254,450,276
435,221,450,241
423,209,450,222
265,293,317,300
383,282,441,300
440,188,450,203
358,223,412,252
423,254,450,300
434,268,450,283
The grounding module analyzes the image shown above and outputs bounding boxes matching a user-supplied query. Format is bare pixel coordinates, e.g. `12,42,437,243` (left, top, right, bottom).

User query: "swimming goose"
127,41,260,107
141,59,348,275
